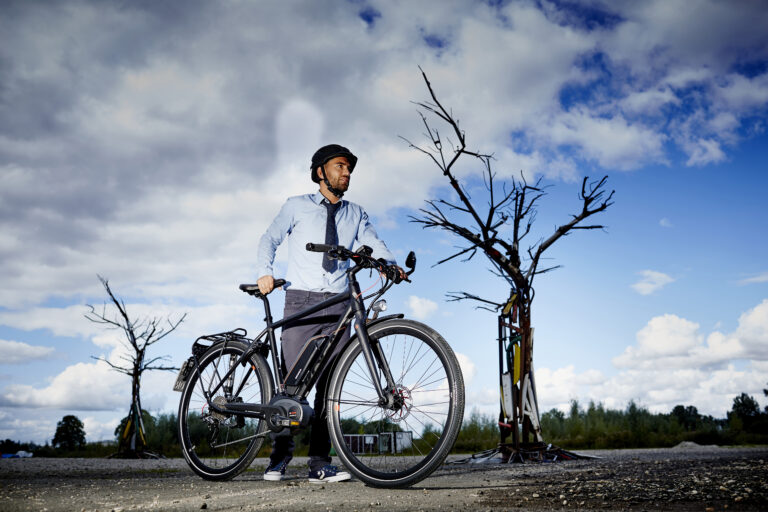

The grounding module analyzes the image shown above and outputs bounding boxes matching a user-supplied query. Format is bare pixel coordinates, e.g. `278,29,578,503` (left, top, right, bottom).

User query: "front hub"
384,386,412,423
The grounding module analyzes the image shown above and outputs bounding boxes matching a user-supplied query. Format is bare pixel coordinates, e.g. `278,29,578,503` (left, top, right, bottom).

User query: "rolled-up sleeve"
255,201,293,278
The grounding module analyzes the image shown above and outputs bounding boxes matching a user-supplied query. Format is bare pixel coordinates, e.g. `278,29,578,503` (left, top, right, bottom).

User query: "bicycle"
174,243,465,488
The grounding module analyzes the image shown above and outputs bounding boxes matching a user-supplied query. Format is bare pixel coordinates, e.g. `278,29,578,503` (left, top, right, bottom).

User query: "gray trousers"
270,289,352,471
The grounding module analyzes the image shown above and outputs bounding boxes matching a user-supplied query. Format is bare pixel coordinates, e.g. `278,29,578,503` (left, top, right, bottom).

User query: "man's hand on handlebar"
392,265,408,283
377,258,407,283
257,275,275,295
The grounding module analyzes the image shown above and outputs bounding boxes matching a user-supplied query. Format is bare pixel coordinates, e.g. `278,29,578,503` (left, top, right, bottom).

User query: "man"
255,144,402,483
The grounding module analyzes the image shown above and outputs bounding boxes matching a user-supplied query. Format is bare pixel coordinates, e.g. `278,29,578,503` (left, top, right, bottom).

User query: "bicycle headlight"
372,300,387,313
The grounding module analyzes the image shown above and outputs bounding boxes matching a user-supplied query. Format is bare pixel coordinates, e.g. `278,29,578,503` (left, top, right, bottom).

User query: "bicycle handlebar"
305,243,335,253
305,243,408,283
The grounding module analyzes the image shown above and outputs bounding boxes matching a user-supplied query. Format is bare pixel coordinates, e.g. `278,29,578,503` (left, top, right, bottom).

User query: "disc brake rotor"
385,386,412,423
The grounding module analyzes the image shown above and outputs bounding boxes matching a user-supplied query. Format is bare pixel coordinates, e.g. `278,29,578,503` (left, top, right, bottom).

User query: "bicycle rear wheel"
178,340,274,480
327,319,464,487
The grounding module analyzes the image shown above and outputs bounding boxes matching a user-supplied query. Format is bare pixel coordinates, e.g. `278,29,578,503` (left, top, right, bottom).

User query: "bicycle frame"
198,265,400,422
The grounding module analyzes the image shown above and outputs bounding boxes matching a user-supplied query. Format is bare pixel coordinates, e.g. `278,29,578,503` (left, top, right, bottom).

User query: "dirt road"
1,445,766,511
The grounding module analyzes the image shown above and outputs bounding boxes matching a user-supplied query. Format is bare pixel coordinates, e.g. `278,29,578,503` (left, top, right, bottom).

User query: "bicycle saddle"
239,279,286,297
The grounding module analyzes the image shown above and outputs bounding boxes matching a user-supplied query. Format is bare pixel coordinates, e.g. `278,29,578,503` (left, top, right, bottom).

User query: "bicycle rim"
178,341,273,480
328,319,464,487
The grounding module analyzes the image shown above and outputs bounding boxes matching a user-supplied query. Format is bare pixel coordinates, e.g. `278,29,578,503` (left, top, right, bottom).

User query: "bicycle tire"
178,340,274,480
327,318,465,487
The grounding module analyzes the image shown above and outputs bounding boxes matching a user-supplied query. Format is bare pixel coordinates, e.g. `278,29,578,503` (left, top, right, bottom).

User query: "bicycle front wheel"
178,340,274,480
327,318,465,487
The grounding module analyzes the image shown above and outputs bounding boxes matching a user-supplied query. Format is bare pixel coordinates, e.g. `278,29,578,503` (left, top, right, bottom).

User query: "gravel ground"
1,444,766,511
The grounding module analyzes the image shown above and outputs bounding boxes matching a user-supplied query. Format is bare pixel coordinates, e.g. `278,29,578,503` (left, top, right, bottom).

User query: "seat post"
261,294,285,391
261,294,274,326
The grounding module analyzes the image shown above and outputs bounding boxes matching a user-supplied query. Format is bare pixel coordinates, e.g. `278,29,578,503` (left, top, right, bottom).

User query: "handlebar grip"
306,243,334,252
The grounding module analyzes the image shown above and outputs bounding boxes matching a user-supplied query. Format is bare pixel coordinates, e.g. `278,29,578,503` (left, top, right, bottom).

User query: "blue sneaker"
264,457,291,481
308,464,351,483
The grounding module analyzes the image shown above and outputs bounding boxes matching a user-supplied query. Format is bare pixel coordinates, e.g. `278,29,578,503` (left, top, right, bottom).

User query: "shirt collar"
311,191,324,204
312,191,344,208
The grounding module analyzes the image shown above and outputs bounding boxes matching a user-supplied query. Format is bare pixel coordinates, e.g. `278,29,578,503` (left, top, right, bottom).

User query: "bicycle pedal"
233,397,245,428
272,415,301,428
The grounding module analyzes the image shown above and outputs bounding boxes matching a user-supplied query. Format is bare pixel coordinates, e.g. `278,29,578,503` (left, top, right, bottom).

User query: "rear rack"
192,328,252,359
174,329,266,393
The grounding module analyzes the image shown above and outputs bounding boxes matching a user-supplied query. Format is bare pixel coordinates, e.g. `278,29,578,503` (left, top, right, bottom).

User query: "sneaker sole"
308,474,351,484
263,473,284,482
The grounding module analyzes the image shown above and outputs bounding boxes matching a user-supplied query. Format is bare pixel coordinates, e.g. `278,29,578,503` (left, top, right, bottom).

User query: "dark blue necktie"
323,201,341,272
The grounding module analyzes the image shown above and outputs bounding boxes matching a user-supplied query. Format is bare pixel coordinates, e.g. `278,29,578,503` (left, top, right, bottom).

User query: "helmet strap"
320,164,345,199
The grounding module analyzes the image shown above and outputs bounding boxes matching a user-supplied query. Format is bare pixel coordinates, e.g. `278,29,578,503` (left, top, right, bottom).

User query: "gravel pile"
479,446,768,510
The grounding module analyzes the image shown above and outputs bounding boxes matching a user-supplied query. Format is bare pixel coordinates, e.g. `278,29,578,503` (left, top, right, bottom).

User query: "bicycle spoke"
339,391,378,405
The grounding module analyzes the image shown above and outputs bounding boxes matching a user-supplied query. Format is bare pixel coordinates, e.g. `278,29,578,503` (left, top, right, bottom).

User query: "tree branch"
446,291,503,312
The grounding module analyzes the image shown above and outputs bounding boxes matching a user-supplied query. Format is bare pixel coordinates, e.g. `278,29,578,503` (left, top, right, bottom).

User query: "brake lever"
328,248,349,261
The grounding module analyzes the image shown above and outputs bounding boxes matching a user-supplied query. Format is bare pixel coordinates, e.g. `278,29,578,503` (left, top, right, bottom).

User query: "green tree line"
5,389,766,458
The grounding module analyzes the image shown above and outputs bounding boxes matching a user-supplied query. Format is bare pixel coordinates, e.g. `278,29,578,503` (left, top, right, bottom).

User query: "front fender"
364,313,405,328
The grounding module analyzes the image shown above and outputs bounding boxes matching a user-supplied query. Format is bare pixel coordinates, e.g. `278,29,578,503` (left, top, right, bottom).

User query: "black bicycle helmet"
310,144,358,183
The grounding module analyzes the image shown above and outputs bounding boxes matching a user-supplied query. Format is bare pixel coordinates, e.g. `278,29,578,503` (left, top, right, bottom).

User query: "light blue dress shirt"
256,192,397,293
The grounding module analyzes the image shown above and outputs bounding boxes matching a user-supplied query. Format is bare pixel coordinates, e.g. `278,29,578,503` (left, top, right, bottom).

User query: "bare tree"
85,275,186,458
403,69,614,459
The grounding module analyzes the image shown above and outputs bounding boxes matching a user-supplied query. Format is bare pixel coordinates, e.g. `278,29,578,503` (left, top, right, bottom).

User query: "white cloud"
407,295,438,320
0,339,55,364
83,415,121,443
614,299,768,370
0,359,129,410
593,365,766,416
0,306,101,339
715,73,768,112
685,138,726,166
0,301,196,350
734,298,768,359
631,270,675,295
613,314,702,367
454,352,476,384
0,411,57,444
620,86,679,114
539,362,768,418
539,299,768,417
739,272,768,285
536,365,607,411
0,353,178,413
464,386,500,416
546,109,666,171
659,218,673,228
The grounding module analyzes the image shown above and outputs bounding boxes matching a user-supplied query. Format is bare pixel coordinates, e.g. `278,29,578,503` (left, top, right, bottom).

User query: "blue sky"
1,0,767,444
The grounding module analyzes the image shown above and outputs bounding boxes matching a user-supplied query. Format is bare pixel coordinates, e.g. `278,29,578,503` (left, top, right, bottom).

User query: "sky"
1,0,767,444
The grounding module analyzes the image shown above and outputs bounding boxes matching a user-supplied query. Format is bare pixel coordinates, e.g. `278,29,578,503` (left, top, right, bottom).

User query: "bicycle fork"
350,285,399,409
